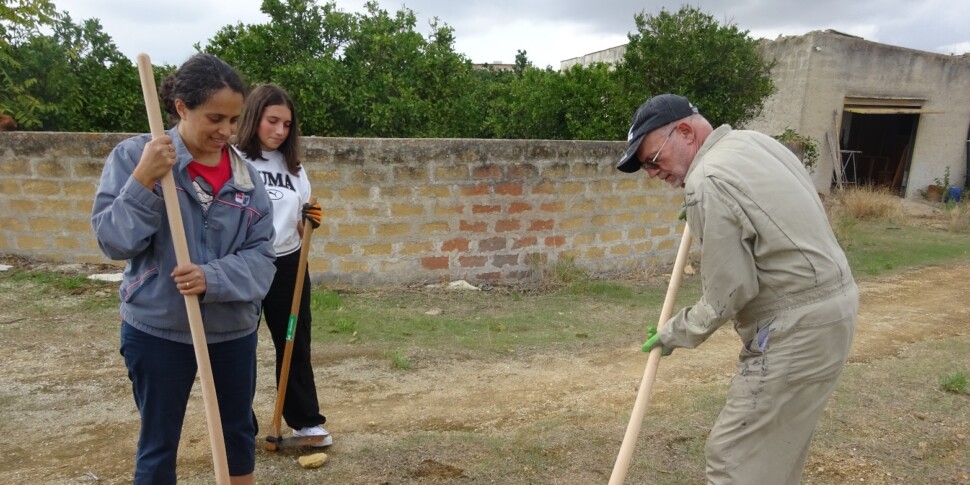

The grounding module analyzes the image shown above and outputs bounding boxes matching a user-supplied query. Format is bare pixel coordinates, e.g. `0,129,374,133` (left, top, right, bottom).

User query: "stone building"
747,30,970,197
561,45,626,71
563,30,970,197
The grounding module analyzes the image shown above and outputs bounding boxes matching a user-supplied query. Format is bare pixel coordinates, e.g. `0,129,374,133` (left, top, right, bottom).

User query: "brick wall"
0,132,685,284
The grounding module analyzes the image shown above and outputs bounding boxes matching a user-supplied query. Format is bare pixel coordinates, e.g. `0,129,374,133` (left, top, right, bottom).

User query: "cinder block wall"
0,132,685,284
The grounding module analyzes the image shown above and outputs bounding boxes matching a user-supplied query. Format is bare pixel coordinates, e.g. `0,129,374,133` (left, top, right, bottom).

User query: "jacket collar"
686,124,733,180
167,126,254,191
227,146,255,190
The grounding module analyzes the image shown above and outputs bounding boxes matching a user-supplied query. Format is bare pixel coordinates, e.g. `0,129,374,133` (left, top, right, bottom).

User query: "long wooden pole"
609,224,692,484
266,198,317,451
136,53,230,484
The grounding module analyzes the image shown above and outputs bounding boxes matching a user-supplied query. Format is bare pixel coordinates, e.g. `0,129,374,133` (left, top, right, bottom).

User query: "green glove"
642,326,673,356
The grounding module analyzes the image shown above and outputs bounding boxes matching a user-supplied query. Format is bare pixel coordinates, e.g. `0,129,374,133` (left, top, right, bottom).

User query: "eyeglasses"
641,126,676,170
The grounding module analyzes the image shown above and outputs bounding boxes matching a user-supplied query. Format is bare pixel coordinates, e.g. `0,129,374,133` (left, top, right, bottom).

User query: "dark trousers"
120,322,257,484
263,249,326,430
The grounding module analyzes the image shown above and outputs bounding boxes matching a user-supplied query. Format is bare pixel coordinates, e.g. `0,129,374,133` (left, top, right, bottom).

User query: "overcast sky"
54,0,970,68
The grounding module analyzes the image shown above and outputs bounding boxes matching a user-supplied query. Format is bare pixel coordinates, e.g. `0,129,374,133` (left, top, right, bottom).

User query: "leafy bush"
933,166,951,189
773,127,819,174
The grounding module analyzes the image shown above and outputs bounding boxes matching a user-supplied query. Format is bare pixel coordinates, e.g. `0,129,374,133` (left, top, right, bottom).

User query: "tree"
204,0,480,138
482,7,774,141
484,66,568,140
4,11,144,131
2,2,774,138
204,0,352,135
482,62,626,141
203,0,352,83
314,1,480,137
51,15,142,131
617,6,775,128
411,19,487,138
513,49,529,77
560,62,627,140
336,2,430,137
0,0,58,128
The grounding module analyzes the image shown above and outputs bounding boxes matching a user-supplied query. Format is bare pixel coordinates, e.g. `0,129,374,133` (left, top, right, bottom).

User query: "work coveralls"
658,125,858,484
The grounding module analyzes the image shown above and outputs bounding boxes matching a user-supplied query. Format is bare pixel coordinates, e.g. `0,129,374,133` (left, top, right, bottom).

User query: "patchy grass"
822,188,970,277
309,275,702,356
827,186,901,244
809,336,970,484
838,221,970,277
1,213,969,484
7,267,100,292
829,185,901,220
939,371,968,394
523,253,589,291
387,349,412,370
311,289,344,310
0,266,117,316
943,200,970,233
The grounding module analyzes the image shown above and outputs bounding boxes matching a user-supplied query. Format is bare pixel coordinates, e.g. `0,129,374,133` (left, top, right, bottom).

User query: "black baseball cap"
616,94,699,173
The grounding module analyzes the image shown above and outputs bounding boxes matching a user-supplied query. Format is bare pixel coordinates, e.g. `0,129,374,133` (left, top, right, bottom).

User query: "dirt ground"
1,215,968,483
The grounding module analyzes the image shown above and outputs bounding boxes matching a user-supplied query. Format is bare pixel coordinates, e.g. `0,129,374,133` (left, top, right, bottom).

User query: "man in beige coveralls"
617,94,859,484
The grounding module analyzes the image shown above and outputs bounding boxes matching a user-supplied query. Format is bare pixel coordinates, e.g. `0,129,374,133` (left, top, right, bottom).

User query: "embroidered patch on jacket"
235,192,251,206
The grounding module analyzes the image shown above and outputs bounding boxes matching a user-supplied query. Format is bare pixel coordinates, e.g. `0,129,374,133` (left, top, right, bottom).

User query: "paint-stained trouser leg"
706,283,858,485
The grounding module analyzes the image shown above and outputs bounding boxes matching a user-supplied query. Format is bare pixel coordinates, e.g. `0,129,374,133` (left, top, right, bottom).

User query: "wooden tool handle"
136,53,230,484
609,224,693,484
266,197,317,450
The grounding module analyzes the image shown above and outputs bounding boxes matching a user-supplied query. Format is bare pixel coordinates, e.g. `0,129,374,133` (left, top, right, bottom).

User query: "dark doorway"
839,111,919,194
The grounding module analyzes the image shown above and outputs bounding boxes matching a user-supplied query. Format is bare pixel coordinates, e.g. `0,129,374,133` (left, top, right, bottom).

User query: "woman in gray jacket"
91,53,276,485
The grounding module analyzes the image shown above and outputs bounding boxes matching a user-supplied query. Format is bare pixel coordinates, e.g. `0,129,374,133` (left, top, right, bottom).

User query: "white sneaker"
292,426,333,447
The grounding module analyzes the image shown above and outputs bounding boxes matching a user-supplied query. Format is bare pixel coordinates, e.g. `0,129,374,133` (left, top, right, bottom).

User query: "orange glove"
301,202,322,229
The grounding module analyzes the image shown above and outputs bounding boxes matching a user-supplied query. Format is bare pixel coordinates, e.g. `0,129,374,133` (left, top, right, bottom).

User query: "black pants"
262,249,326,430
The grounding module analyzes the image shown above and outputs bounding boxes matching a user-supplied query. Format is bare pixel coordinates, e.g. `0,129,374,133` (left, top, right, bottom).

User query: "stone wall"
0,132,686,284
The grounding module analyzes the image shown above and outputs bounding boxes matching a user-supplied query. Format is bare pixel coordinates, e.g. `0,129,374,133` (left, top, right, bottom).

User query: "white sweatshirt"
238,149,311,257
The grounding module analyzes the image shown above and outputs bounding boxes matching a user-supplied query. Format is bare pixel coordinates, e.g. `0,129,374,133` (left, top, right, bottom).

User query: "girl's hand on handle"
302,202,322,229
